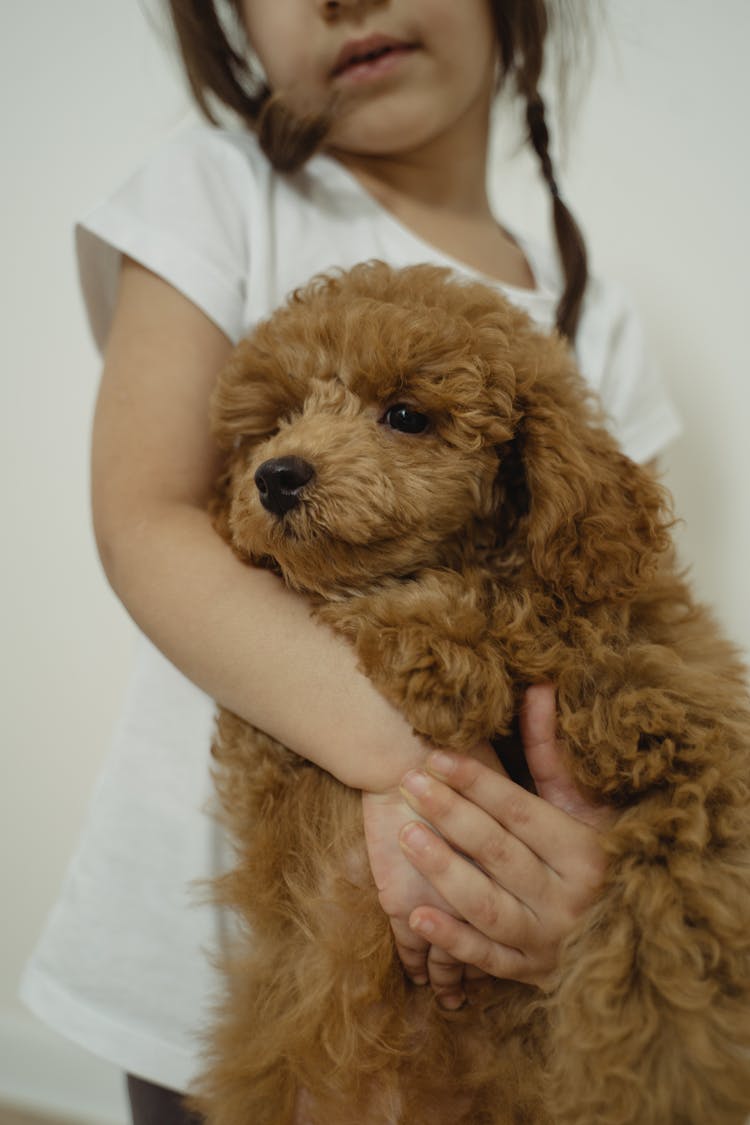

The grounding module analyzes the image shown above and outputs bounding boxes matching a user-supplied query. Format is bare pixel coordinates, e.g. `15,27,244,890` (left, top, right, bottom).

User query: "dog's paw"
321,575,515,748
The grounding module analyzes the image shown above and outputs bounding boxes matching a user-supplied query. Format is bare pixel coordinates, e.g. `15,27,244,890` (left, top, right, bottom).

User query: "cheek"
239,2,316,95
366,444,497,539
434,457,498,531
224,457,275,558
414,0,497,85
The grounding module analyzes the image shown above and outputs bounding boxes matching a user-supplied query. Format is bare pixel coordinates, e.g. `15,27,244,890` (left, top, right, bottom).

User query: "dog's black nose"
254,456,315,516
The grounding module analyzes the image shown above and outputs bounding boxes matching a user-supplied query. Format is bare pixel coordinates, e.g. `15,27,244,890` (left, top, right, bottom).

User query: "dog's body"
195,263,750,1124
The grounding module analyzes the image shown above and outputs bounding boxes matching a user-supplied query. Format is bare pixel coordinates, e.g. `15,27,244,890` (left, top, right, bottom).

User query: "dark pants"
126,1074,203,1125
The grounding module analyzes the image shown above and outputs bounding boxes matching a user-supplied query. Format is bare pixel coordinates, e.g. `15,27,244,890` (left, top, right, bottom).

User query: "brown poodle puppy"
194,262,750,1125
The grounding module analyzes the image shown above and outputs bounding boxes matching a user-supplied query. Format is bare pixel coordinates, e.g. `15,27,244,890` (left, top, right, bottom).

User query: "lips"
331,34,417,78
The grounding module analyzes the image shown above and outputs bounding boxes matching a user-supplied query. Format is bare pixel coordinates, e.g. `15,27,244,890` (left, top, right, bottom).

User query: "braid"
526,96,559,197
493,0,590,341
256,94,334,174
526,95,588,340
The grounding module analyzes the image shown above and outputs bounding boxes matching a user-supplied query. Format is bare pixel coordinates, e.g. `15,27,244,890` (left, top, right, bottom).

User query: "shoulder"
576,275,647,390
142,124,349,211
518,235,681,462
520,234,653,387
145,121,266,169
76,122,273,257
518,234,637,361
512,234,641,375
576,276,682,464
75,125,276,351
120,123,271,209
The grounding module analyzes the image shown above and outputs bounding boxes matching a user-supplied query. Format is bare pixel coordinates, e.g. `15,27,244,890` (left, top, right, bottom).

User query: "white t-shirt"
21,126,682,1093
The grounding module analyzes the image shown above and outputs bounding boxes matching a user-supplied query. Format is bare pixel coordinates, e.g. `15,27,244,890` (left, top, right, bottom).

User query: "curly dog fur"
193,262,750,1124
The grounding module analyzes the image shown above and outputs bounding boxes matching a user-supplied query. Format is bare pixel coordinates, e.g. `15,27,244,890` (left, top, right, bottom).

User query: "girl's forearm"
93,259,428,790
97,500,429,791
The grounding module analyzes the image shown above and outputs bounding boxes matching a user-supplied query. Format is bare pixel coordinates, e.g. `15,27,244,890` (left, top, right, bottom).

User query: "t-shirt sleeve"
577,280,682,465
75,127,255,353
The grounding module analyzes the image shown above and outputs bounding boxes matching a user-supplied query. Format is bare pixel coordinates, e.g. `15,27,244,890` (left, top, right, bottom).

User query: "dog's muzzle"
255,456,315,516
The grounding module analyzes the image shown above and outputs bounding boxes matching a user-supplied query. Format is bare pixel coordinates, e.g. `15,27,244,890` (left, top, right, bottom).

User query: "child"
21,1,681,1121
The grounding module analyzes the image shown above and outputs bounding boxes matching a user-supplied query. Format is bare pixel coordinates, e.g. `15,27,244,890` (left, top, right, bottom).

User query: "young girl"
22,1,681,1121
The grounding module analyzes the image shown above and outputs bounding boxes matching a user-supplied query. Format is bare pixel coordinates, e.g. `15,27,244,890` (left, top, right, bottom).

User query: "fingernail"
400,822,430,852
439,992,466,1011
400,769,430,798
427,751,456,778
411,974,428,986
409,912,434,936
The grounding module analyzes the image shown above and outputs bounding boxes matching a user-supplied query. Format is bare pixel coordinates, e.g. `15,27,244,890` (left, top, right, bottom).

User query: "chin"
329,92,463,157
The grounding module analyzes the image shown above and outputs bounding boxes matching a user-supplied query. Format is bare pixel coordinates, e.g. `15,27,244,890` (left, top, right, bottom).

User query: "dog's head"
211,262,671,601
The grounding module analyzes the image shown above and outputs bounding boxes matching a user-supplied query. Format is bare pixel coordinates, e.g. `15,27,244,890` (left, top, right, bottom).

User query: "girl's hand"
362,788,455,991
398,684,614,1004
362,738,504,1003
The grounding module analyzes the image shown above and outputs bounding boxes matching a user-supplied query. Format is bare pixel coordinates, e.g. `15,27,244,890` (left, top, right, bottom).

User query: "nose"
254,456,315,516
320,0,384,19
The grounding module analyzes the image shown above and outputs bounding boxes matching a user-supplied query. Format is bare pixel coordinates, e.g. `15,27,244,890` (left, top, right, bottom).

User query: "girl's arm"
92,258,429,792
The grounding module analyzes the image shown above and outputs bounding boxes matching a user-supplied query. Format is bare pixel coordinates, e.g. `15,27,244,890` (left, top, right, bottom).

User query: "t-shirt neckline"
311,149,557,306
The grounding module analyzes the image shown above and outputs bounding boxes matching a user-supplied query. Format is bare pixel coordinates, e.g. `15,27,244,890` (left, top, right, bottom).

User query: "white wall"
2,1,748,1120
491,0,750,637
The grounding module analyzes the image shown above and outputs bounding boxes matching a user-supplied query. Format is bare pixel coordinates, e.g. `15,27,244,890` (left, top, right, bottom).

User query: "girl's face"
239,0,497,157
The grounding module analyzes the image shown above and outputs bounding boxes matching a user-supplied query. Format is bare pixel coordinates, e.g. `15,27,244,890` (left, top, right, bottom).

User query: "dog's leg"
317,570,519,752
202,714,436,1124
545,788,750,1125
294,1082,405,1125
544,661,750,1125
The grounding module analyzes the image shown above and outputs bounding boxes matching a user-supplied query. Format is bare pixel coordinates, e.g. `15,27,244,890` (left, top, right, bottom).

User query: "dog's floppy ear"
512,360,673,604
208,333,306,545
210,336,304,452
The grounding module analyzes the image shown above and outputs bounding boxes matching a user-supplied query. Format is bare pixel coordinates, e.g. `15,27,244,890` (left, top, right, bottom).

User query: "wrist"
358,739,432,796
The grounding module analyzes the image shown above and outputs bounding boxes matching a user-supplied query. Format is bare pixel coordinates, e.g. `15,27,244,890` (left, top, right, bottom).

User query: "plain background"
2,1,749,1121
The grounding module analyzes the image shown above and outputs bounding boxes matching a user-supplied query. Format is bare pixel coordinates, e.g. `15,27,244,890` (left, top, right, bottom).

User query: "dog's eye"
381,403,430,434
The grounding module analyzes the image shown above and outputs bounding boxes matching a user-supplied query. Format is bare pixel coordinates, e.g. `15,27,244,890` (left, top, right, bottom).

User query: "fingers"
399,821,562,987
521,684,614,831
400,767,551,904
425,945,465,1010
518,682,560,796
399,820,538,953
401,753,595,882
390,916,430,985
410,907,532,984
391,915,468,1009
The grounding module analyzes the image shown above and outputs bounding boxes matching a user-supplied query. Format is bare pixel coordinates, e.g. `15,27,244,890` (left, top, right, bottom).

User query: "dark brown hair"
166,0,592,339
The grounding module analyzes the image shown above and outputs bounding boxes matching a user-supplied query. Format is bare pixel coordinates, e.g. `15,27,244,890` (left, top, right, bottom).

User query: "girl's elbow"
91,498,141,599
